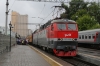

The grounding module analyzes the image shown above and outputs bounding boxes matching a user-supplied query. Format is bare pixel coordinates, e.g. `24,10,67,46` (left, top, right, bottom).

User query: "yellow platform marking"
29,45,63,66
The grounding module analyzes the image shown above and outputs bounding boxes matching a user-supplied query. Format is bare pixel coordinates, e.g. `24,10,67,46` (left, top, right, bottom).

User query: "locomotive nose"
64,46,76,51
64,46,70,51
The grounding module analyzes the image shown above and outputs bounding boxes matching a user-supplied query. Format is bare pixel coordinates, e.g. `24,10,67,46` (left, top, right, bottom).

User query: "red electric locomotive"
32,18,78,57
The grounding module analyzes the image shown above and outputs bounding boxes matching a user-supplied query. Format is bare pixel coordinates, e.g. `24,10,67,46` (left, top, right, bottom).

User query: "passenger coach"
78,29,100,49
32,18,78,57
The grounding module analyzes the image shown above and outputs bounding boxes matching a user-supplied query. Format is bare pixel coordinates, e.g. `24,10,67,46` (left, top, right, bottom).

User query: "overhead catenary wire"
37,3,63,27
9,0,16,12
37,4,46,17
39,5,60,23
52,7,56,19
39,4,63,24
39,9,55,24
52,6,62,17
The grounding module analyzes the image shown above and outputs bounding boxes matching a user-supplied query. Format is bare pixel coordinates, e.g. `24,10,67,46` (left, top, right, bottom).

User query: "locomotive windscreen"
57,23,76,30
57,24,66,30
67,24,76,30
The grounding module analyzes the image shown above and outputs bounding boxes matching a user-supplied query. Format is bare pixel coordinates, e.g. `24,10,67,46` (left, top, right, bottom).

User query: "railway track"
31,45,98,66
60,56,98,66
78,43,100,50
51,51,98,66
78,47,100,56
78,47,100,51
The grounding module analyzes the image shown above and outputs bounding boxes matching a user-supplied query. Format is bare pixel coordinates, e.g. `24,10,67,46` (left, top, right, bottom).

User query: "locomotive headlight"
72,38,77,41
72,38,74,41
58,38,63,41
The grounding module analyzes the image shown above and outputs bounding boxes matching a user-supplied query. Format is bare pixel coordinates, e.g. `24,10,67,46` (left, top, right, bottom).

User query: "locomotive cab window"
57,24,66,30
67,24,76,30
51,24,54,31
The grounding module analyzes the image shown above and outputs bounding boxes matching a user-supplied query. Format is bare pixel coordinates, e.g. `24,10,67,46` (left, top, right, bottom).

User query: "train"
26,35,32,45
27,18,78,57
78,29,100,49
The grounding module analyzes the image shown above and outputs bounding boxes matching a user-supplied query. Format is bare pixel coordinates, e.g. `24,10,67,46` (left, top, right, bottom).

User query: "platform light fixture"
9,21,13,52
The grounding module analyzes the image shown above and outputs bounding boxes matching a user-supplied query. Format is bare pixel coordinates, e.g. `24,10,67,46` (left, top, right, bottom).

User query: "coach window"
85,35,87,39
92,34,95,39
82,35,84,39
89,35,91,39
79,35,81,39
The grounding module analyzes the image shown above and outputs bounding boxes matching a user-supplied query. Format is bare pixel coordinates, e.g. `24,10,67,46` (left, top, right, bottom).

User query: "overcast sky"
0,0,98,32
0,0,67,32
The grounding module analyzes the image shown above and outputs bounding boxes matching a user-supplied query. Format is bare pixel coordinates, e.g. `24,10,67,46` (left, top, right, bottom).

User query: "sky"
0,0,67,32
0,0,98,32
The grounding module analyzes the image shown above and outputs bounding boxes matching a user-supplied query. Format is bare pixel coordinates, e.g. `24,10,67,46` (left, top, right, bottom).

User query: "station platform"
0,45,51,66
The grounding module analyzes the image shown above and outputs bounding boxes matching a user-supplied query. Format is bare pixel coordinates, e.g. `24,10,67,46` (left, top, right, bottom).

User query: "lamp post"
9,21,12,52
5,0,9,35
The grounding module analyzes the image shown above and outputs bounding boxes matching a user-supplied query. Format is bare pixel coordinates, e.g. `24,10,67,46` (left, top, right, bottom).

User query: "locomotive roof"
33,19,76,33
51,19,76,23
79,29,100,33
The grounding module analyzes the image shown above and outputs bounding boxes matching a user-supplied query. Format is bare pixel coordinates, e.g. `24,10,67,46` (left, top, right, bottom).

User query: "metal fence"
0,33,16,54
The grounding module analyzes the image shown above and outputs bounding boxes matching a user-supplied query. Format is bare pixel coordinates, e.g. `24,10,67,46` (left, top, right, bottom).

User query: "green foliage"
76,15,97,31
61,3,70,18
60,1,100,31
87,2,100,24
61,0,88,19
89,24,100,29
71,9,88,21
60,13,67,18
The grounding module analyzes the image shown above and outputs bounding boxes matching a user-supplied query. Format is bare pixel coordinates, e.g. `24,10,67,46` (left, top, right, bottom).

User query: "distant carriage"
26,35,33,45
78,29,100,49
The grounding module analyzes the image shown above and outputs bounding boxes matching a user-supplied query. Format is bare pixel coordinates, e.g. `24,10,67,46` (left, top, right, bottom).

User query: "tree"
76,15,97,31
61,0,88,19
89,23,100,29
60,1,100,31
87,2,100,24
69,0,87,17
61,3,69,18
71,9,88,21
